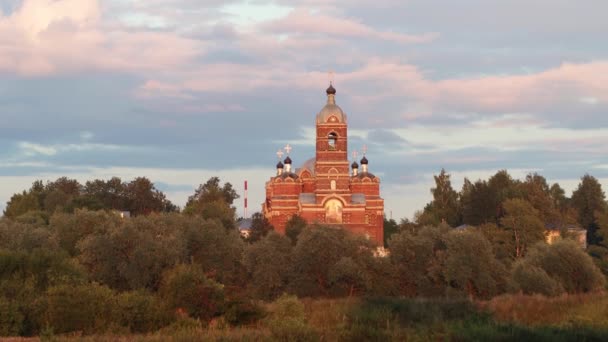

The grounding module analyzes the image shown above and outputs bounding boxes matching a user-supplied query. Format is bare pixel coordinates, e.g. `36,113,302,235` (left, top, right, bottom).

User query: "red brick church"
263,84,384,245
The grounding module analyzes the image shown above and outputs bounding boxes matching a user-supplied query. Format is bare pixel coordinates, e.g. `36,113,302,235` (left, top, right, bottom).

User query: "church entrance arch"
324,198,343,223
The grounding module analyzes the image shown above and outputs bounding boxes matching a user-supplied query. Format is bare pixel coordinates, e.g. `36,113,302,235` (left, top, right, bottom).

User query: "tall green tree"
243,232,292,300
499,199,545,259
421,169,460,227
285,215,308,245
571,174,607,245
246,212,274,243
443,230,507,299
184,177,239,229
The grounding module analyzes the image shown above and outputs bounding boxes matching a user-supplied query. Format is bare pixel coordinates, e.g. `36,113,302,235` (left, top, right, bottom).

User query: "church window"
365,214,370,224
328,132,338,150
325,199,343,224
330,180,336,190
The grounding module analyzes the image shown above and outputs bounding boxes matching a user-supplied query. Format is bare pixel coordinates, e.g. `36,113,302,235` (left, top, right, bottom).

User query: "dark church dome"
351,161,359,168
360,156,369,165
284,156,292,164
317,84,346,124
276,161,284,169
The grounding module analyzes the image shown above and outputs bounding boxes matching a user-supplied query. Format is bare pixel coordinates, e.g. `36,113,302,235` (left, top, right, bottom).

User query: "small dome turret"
276,161,284,169
351,161,359,168
284,156,292,164
360,156,368,165
316,83,346,124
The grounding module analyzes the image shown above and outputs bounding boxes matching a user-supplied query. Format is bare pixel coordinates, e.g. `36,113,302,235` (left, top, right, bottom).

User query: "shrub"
115,290,171,333
522,241,605,293
160,264,224,322
266,294,318,342
0,297,24,336
44,283,116,334
509,262,564,296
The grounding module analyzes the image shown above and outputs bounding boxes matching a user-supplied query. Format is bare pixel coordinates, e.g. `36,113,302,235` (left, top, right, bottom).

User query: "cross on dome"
276,149,284,160
362,145,368,156
284,144,292,155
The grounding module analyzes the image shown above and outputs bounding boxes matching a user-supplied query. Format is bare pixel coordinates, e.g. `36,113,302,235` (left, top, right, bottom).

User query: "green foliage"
508,262,564,296
266,294,318,342
159,263,224,322
223,296,267,326
383,217,399,247
0,297,24,336
443,230,507,299
388,225,448,297
285,214,307,245
4,177,176,220
184,177,239,229
500,198,546,258
44,282,116,334
289,226,374,297
420,169,461,227
115,290,171,333
243,232,292,300
571,174,607,241
77,213,184,291
245,212,274,243
521,241,605,293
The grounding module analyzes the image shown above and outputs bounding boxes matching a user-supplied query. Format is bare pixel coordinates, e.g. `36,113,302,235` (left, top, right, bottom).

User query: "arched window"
328,132,337,150
325,199,343,224
330,180,336,190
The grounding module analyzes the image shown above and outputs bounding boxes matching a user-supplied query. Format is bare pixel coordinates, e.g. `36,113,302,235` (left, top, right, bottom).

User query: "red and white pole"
244,180,248,218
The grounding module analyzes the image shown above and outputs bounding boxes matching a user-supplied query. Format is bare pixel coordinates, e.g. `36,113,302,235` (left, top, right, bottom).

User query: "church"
263,84,385,245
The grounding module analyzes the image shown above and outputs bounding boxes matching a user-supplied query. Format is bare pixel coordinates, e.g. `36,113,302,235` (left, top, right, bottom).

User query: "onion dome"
360,156,369,165
276,161,284,169
351,161,359,168
284,156,292,164
317,84,346,124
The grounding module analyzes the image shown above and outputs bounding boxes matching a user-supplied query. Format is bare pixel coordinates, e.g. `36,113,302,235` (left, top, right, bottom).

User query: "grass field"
13,292,608,341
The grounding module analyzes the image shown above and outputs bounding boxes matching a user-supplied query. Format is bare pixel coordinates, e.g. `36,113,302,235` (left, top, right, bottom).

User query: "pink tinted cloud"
0,0,202,76
261,9,438,44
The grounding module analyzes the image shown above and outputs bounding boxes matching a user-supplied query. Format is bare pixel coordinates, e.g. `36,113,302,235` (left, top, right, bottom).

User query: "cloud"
0,0,203,76
260,8,439,44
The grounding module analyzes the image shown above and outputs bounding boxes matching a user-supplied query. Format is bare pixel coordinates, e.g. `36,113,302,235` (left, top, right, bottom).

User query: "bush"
160,264,224,322
223,297,266,326
115,290,171,333
509,262,564,296
266,294,318,342
44,283,116,334
521,241,605,293
0,297,24,336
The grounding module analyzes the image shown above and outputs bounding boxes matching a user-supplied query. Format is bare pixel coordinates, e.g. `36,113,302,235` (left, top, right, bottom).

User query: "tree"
588,210,608,275
520,173,560,225
443,230,507,299
285,215,307,245
388,225,449,297
499,199,545,259
184,177,239,229
289,226,372,297
383,217,399,247
421,169,461,226
516,240,605,294
571,174,607,245
126,177,176,215
159,263,224,322
243,232,292,300
246,212,274,243
460,178,495,225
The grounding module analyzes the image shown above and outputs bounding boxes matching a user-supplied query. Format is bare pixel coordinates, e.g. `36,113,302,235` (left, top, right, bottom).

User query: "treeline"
0,172,607,337
3,176,178,221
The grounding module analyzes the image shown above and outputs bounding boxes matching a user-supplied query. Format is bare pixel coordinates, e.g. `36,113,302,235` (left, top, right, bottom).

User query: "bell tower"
314,84,350,192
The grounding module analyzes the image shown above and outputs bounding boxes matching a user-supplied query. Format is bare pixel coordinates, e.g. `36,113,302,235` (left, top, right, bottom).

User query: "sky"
0,0,607,220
